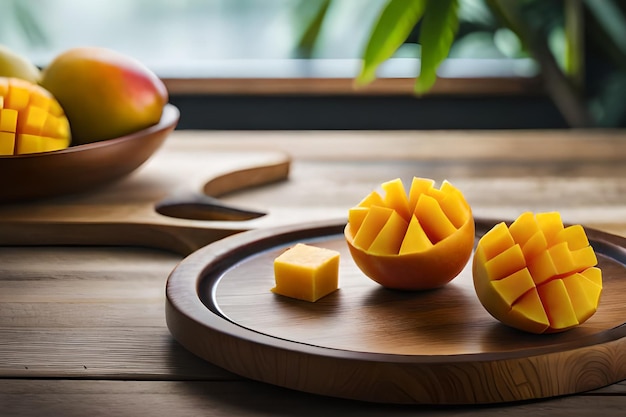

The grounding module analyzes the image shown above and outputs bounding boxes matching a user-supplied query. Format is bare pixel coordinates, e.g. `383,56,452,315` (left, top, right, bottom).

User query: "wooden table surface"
1,129,625,416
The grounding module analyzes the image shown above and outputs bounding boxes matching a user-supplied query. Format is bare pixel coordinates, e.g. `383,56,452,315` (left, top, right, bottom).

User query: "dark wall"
169,94,568,130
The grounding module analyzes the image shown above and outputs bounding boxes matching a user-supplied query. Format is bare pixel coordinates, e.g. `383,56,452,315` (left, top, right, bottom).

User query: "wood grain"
0,246,235,380
165,220,626,405
0,147,291,255
1,379,625,417
163,75,542,96
1,129,625,415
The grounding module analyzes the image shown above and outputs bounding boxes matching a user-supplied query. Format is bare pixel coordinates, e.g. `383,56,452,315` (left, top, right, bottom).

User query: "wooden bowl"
0,103,179,203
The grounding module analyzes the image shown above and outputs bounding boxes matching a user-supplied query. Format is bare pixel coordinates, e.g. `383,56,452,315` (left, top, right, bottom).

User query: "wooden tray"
165,218,626,405
0,147,291,255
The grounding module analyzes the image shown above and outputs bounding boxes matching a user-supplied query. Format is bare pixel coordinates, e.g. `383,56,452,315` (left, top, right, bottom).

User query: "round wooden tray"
165,218,626,405
0,103,179,203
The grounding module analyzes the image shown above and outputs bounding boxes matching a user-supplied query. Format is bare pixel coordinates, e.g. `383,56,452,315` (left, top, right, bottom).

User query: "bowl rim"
0,103,180,160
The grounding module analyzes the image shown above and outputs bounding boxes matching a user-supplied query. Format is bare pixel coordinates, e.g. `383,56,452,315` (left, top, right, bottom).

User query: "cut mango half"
473,211,602,334
345,177,475,290
0,77,70,155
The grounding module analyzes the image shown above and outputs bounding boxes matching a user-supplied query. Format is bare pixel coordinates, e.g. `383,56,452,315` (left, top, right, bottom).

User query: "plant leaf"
357,0,428,86
583,0,626,56
295,0,332,59
416,0,460,94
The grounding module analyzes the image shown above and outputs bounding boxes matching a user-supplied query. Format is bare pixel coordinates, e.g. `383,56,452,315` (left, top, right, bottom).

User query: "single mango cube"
272,243,340,302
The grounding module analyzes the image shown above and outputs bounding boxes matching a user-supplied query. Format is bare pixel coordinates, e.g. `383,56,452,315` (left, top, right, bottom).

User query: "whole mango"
0,77,70,155
0,44,41,84
40,47,168,145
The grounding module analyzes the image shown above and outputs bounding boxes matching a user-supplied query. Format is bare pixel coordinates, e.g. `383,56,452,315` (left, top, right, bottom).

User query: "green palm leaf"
357,0,428,85
416,0,460,93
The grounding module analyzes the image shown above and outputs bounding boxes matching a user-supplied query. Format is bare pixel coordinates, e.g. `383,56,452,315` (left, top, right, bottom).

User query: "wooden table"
1,129,625,416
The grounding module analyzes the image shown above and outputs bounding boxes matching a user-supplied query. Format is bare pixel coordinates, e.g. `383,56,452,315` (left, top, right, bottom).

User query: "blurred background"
1,0,624,130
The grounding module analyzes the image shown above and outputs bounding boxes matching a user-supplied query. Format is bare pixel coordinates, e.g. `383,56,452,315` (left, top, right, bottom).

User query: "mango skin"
346,217,474,290
40,47,168,145
0,44,41,84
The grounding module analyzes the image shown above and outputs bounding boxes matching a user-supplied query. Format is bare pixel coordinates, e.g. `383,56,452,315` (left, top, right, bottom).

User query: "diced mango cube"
483,244,526,282
5,82,30,109
0,131,15,155
347,207,369,237
557,225,590,251
536,212,564,246
505,288,550,334
382,178,411,221
42,136,70,152
436,181,470,228
548,241,576,275
490,267,535,307
0,108,18,132
17,133,45,154
509,212,540,247
527,249,558,285
19,105,47,135
399,215,433,254
521,230,548,262
272,243,340,302
537,279,578,331
480,222,516,261
562,271,601,323
368,210,408,255
572,246,598,270
414,193,457,243
357,190,384,208
353,205,394,251
580,266,602,287
407,177,435,214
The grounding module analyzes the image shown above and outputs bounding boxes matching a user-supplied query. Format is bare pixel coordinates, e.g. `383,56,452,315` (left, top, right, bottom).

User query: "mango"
473,211,602,334
345,177,475,290
0,77,70,155
40,47,168,145
0,44,41,84
272,243,340,302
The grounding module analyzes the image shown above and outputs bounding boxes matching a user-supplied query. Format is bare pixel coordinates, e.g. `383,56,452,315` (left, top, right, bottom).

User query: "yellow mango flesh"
345,177,474,290
350,178,470,255
473,211,602,334
272,243,340,302
0,77,70,155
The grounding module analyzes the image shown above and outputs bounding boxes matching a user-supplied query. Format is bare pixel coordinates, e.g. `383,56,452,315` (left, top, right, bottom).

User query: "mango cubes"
345,177,475,290
272,243,340,302
0,77,70,155
473,212,602,334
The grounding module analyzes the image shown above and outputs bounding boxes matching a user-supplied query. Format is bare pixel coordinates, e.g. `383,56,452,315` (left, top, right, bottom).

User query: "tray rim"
165,217,626,404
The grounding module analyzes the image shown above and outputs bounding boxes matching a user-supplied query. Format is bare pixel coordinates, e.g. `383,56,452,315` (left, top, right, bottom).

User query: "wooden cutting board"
166,219,626,405
0,146,292,255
